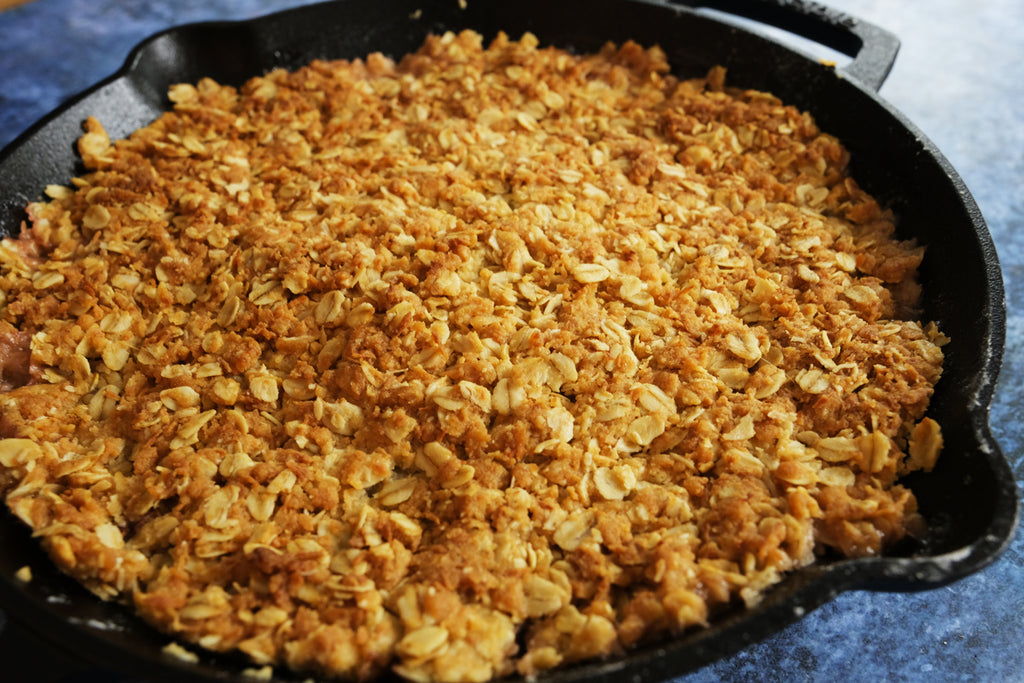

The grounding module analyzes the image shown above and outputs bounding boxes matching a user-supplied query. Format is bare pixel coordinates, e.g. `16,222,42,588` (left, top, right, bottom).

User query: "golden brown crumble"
0,31,946,682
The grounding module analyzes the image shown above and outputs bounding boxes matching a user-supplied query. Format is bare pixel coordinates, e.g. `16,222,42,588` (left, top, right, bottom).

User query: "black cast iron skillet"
0,1,1017,681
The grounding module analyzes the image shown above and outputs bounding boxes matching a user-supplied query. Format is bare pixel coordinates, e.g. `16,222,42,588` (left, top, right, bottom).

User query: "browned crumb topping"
0,30,946,682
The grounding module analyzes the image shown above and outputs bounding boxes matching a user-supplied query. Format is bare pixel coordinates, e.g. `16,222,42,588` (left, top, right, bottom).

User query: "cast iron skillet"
0,0,1017,681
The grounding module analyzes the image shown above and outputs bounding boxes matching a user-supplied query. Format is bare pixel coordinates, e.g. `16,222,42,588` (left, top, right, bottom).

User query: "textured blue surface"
0,1,1021,682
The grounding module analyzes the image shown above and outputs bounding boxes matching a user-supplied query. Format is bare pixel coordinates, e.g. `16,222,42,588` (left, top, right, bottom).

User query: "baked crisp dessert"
0,31,946,682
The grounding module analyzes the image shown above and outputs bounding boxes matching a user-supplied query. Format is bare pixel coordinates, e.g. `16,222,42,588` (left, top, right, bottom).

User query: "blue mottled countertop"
0,0,1021,681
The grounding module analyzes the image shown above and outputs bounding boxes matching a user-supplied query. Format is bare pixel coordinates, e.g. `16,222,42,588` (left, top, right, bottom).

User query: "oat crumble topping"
0,31,945,681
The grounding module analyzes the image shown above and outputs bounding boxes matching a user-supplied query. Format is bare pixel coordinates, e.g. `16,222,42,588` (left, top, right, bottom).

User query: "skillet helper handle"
666,0,900,91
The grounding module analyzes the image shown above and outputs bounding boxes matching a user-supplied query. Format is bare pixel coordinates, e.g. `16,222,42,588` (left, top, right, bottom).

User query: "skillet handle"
666,0,900,91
